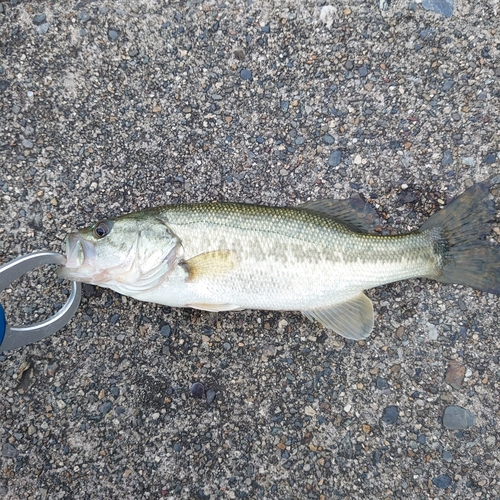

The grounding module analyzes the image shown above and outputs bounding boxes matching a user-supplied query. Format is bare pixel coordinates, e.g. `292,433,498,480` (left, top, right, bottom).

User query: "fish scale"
162,203,439,310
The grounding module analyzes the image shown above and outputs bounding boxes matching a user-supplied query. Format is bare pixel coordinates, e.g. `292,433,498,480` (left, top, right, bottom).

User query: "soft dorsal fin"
297,196,379,233
183,250,239,282
302,293,374,340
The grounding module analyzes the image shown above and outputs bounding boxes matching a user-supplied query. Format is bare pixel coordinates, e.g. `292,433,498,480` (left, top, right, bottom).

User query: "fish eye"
92,221,110,239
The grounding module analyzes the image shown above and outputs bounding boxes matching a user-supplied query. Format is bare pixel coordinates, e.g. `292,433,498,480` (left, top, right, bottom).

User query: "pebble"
108,29,120,41
443,405,476,430
36,23,50,35
321,134,334,145
442,450,453,462
441,150,453,166
426,322,439,340
484,153,496,164
422,0,454,17
98,401,113,415
381,405,398,425
442,79,455,92
78,10,91,23
319,5,336,29
33,13,47,25
461,156,475,166
240,69,252,80
109,314,120,325
358,66,368,77
22,139,33,149
2,443,18,458
445,360,465,389
376,377,389,390
206,389,216,404
432,474,452,489
328,150,342,167
190,382,205,398
160,324,171,337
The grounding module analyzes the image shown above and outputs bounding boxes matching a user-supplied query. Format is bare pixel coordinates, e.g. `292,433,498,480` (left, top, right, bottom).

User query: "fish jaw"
58,232,103,282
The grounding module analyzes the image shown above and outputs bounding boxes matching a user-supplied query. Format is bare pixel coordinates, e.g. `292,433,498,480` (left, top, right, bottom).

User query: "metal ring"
0,251,81,352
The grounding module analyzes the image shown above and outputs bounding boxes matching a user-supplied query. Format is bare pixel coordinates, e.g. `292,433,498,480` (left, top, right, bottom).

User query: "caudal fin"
421,176,500,294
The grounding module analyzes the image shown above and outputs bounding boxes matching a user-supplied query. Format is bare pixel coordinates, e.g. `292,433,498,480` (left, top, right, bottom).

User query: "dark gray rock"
2,443,18,458
98,401,113,415
109,314,120,325
381,405,398,424
33,13,46,25
78,11,91,23
321,134,334,145
206,388,216,404
328,150,342,167
108,29,119,41
484,153,496,164
443,405,476,430
441,150,453,166
160,324,171,337
240,69,252,80
190,382,204,397
432,475,452,489
376,377,389,390
442,79,455,91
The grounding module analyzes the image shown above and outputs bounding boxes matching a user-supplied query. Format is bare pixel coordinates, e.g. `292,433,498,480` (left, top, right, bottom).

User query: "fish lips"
58,232,96,280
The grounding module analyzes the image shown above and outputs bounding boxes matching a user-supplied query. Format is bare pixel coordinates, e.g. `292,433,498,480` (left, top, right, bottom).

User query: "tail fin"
421,176,500,294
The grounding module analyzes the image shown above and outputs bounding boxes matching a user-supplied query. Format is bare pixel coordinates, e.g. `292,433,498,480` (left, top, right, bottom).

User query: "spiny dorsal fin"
183,250,239,282
302,293,374,340
297,196,380,233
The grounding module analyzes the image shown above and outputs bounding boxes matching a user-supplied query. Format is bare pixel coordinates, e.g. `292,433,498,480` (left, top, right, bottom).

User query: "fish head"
58,214,180,292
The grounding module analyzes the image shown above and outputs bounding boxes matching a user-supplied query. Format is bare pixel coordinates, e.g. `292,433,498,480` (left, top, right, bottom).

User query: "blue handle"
0,304,5,345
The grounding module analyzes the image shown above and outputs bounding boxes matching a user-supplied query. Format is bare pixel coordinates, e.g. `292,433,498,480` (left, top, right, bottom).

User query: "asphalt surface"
0,1,499,499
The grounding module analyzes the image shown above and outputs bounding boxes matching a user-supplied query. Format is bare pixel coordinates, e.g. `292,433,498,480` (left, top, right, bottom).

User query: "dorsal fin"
297,196,380,233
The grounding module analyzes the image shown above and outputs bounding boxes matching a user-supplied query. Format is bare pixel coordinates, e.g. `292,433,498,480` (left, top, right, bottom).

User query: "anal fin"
189,303,243,312
302,293,374,340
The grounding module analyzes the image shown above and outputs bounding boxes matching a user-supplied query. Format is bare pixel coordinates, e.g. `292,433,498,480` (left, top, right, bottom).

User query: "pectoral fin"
183,250,239,282
302,293,374,340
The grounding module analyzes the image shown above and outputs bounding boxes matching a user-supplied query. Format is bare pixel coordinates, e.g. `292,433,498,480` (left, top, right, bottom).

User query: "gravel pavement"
0,1,499,498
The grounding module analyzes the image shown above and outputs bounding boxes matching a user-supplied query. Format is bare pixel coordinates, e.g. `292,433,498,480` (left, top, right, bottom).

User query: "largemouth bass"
59,178,500,340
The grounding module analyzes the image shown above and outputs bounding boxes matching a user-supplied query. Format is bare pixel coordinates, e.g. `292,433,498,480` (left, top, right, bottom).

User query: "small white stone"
304,405,316,416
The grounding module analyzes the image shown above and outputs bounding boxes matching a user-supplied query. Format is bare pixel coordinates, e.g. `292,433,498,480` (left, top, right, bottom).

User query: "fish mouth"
58,233,96,280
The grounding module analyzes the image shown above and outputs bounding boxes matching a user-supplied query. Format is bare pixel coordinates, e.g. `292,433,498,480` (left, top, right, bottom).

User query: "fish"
58,177,500,340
